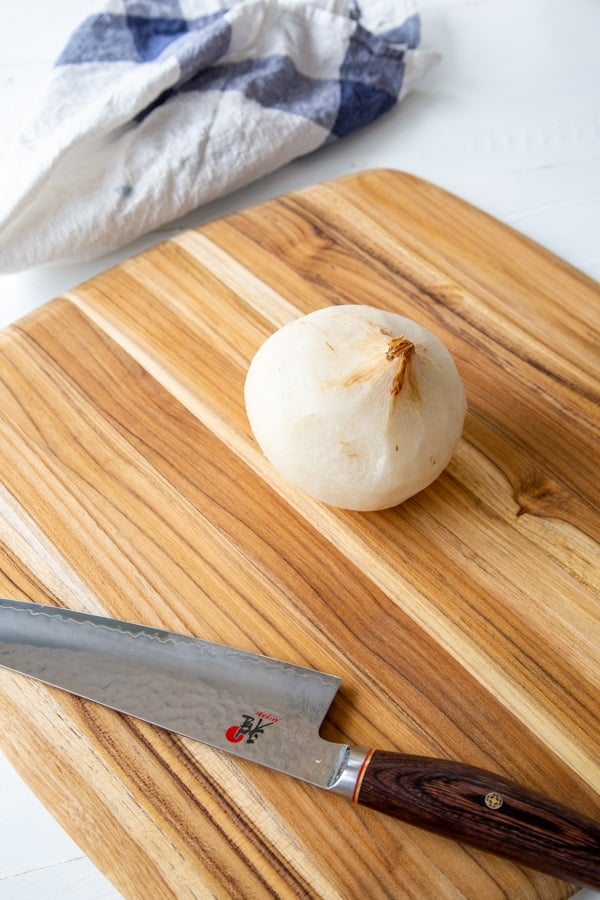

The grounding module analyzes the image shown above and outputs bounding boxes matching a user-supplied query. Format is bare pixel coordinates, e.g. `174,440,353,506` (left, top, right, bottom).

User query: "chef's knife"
1,598,599,887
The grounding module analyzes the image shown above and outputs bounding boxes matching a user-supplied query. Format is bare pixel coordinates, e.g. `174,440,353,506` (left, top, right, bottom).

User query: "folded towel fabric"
0,0,436,272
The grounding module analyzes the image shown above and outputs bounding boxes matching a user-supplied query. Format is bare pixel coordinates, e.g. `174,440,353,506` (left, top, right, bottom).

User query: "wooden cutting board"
0,170,598,899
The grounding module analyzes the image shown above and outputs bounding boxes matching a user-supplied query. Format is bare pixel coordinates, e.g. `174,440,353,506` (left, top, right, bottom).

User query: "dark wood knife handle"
354,751,600,887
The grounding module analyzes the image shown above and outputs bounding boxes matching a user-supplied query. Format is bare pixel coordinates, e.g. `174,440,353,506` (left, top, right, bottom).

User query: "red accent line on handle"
352,749,375,803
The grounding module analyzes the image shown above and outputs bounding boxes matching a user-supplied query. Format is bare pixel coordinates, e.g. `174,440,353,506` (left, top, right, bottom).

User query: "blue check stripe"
173,56,337,130
57,11,230,66
55,3,414,135
331,24,407,137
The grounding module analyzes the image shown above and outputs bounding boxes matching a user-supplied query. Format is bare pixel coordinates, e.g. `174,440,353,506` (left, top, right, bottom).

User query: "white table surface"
0,1,599,897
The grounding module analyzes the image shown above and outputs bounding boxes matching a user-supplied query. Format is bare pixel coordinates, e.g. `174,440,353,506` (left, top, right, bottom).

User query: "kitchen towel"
0,0,436,272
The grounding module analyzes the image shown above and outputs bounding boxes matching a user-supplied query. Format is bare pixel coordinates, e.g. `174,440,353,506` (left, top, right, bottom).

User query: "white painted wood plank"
0,752,121,898
0,858,122,900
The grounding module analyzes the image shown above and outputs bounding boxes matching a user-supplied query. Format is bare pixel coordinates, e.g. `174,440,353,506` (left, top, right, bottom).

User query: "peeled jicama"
244,305,466,511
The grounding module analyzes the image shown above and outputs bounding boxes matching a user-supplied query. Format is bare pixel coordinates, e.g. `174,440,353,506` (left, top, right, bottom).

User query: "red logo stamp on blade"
225,726,245,743
225,712,280,745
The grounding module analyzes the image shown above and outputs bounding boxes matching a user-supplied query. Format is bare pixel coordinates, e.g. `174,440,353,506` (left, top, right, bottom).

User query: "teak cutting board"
0,170,598,899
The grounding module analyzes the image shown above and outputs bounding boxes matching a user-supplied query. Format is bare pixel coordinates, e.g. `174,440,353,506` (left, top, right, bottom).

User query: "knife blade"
1,598,599,888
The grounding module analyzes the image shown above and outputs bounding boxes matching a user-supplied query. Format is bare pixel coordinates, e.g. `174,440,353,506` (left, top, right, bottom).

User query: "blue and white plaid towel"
0,0,436,272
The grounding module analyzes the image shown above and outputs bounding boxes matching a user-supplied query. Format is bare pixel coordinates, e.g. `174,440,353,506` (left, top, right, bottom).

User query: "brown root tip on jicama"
386,336,415,397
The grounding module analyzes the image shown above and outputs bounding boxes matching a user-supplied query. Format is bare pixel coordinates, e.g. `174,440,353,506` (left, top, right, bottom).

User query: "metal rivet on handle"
484,792,504,810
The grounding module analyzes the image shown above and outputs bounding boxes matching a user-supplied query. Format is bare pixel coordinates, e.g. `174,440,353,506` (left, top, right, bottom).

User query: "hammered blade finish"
0,599,346,787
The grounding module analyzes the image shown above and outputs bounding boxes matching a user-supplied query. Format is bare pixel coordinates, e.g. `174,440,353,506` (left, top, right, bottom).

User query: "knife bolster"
328,746,372,799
